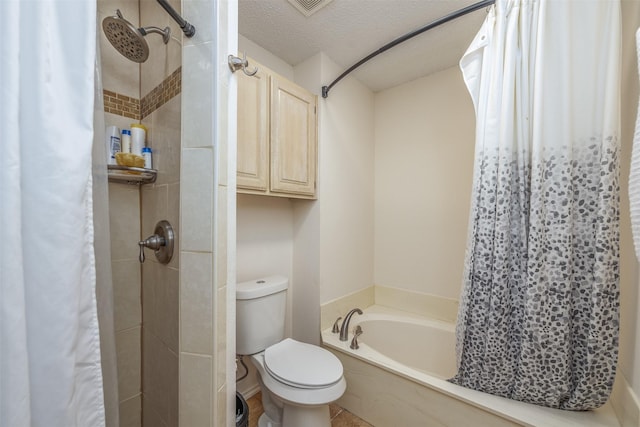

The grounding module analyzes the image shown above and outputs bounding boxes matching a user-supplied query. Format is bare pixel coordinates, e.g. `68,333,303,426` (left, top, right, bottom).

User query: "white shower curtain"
452,0,621,409
0,1,108,426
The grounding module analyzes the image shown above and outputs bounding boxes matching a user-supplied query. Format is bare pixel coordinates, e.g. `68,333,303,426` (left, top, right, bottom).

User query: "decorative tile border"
103,67,182,120
103,90,140,120
140,67,182,119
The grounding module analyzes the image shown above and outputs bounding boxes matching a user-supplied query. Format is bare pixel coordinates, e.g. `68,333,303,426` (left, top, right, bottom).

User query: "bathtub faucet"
339,308,363,341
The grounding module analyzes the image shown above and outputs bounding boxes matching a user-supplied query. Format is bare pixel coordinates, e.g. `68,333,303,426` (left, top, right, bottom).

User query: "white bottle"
131,124,146,156
121,129,131,153
105,125,121,165
142,147,153,169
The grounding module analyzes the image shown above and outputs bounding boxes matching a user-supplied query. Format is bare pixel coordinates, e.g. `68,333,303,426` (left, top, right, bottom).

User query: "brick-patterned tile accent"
140,67,182,119
103,90,141,120
103,66,181,120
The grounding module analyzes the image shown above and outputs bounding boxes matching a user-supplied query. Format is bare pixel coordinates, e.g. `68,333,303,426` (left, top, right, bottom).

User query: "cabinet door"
270,76,317,197
237,65,269,191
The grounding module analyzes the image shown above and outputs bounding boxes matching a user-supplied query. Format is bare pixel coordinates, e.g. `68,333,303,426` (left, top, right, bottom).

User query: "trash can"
236,392,249,427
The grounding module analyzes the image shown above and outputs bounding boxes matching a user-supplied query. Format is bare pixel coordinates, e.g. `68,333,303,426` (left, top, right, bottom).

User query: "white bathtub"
321,306,620,427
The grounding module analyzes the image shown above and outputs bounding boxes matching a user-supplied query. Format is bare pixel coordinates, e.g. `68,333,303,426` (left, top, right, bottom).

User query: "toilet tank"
236,275,288,355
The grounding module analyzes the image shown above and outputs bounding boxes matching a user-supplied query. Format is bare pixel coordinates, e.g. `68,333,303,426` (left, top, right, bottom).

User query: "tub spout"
339,308,363,341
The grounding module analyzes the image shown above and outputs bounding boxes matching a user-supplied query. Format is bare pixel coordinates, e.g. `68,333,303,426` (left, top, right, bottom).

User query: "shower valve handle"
138,220,174,264
138,235,165,263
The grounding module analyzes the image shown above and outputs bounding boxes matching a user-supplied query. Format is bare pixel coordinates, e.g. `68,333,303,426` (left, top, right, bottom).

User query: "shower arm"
139,26,171,44
156,0,196,38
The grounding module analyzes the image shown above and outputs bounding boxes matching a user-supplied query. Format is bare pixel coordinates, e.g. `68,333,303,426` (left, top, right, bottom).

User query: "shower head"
102,10,170,63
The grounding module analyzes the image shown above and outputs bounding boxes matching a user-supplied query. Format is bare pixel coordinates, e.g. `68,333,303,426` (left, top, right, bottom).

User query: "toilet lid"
264,338,343,389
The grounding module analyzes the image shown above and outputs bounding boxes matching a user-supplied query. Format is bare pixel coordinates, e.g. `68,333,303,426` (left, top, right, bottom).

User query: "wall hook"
228,53,258,76
139,220,174,264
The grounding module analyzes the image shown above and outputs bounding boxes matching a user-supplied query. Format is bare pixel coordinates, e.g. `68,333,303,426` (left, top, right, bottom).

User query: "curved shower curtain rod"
321,0,495,98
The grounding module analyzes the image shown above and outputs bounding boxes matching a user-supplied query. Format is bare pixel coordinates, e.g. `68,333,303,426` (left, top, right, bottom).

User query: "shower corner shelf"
108,165,157,185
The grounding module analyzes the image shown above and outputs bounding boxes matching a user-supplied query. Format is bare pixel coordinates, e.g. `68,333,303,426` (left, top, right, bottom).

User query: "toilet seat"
250,342,346,407
264,339,343,389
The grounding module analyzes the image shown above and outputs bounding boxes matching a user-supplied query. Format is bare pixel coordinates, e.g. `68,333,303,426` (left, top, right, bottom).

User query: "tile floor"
246,391,373,427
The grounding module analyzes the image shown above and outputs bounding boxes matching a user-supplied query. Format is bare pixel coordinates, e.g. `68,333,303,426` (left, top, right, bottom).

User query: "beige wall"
236,195,294,283
317,53,376,305
239,34,295,81
373,66,475,300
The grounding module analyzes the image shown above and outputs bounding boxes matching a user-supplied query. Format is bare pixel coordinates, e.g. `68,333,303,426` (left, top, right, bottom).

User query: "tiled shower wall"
179,0,236,424
99,0,143,425
100,0,182,425
108,182,142,427
102,0,235,425
105,83,182,427
139,91,181,427
139,0,182,426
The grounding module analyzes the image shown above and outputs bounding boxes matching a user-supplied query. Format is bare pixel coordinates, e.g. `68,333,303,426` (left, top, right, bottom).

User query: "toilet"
236,275,346,427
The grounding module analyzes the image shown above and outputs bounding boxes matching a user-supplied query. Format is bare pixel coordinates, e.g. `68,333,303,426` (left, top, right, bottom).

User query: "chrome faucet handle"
350,325,363,350
331,317,342,333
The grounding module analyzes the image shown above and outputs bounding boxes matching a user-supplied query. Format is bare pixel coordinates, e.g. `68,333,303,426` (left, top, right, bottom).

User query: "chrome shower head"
102,10,170,63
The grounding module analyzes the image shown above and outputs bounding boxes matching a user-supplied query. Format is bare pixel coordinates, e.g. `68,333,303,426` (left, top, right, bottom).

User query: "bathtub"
321,306,620,427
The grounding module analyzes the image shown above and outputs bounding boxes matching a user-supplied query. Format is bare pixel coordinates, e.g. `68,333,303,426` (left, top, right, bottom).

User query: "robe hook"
228,53,258,76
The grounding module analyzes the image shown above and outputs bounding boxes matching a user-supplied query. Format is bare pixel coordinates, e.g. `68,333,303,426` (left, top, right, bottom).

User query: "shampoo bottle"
121,129,132,153
105,125,121,165
142,147,152,169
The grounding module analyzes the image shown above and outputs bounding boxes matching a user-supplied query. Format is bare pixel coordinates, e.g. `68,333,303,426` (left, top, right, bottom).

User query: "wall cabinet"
237,59,317,199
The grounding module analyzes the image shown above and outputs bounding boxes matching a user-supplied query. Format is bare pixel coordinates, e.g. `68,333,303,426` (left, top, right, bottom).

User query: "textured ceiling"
238,0,488,92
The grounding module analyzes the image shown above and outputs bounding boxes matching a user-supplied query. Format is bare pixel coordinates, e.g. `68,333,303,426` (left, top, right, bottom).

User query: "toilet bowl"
236,276,347,427
251,339,346,427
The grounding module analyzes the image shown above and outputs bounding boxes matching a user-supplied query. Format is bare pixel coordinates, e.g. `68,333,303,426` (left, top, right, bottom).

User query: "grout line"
330,406,344,420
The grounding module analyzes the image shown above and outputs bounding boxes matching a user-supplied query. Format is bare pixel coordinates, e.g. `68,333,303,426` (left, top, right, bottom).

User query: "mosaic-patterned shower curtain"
450,0,621,410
